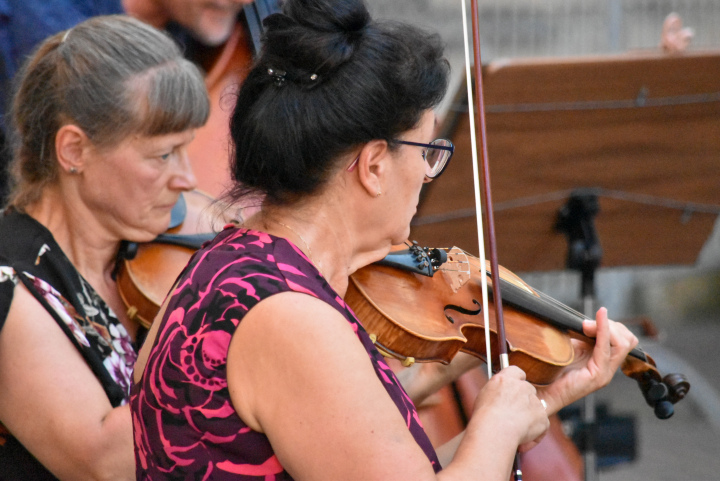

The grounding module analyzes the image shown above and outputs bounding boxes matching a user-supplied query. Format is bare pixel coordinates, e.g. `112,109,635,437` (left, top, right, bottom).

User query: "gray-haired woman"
0,15,209,480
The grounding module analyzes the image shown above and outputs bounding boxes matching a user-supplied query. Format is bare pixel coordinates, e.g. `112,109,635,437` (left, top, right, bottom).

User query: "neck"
247,197,391,298
25,187,121,283
122,0,169,29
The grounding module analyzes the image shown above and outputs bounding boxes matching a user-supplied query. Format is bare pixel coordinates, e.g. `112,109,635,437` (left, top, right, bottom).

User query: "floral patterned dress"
131,226,441,480
0,209,137,480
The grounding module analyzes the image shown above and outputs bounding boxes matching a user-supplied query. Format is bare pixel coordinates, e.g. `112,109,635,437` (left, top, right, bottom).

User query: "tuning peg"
643,379,669,404
654,400,674,419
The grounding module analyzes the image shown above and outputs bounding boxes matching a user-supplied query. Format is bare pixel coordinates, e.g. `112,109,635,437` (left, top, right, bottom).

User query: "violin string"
431,248,649,361
452,247,589,319
436,247,590,322
535,290,589,320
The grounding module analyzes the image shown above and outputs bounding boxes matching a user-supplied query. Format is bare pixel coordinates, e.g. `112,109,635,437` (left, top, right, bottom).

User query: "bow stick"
461,1,521,478
459,0,510,397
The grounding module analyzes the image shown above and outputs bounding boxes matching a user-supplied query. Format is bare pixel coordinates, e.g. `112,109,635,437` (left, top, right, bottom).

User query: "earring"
68,167,78,174
376,190,382,197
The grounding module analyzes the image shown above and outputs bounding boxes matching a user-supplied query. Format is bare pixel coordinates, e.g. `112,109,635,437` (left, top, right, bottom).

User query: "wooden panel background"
410,50,720,272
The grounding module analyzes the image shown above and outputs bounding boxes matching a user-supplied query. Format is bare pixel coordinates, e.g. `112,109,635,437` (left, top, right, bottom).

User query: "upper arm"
0,283,134,480
227,292,437,481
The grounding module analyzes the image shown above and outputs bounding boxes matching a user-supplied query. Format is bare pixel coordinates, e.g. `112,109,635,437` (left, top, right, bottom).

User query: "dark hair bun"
229,0,449,205
262,0,370,79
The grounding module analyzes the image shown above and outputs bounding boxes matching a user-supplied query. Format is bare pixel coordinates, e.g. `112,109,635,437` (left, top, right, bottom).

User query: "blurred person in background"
1,0,282,205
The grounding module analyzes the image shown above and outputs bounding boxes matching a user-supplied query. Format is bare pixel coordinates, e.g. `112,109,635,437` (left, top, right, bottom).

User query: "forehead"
96,130,194,155
131,130,195,149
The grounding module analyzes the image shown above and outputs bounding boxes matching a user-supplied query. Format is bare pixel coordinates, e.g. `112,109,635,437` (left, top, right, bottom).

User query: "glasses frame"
393,138,454,180
345,138,454,180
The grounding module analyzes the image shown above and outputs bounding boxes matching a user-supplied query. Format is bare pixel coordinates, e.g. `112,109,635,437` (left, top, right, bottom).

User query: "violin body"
347,242,690,419
347,248,576,385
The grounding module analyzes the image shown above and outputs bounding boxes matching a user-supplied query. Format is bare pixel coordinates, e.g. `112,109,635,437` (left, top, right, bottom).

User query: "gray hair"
8,15,210,209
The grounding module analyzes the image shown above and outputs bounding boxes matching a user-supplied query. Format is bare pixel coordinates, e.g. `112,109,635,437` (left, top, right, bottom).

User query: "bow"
461,1,521,478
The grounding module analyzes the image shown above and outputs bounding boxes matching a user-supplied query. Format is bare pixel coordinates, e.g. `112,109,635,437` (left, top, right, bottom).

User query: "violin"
116,190,230,328
346,241,690,420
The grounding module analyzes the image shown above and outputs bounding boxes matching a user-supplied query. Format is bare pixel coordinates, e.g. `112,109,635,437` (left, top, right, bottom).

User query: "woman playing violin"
0,16,209,480
131,0,638,479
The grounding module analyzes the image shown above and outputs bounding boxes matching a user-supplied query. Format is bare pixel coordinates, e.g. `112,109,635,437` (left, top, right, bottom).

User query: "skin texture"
134,109,639,480
123,0,255,46
0,125,197,480
660,12,693,54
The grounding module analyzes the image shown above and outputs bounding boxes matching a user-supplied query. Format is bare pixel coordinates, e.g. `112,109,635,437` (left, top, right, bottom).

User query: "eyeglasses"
346,138,454,180
394,138,454,180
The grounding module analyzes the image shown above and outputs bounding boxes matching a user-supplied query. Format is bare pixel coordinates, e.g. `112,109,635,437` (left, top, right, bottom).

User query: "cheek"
105,169,169,216
410,166,427,198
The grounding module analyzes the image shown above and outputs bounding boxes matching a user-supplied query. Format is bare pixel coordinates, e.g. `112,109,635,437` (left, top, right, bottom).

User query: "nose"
170,148,198,192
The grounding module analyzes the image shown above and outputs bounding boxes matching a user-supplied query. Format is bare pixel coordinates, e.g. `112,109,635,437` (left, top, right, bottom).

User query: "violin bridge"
441,247,471,293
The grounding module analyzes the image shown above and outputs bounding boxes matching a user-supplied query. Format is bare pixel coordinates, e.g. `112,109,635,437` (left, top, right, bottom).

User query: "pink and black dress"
130,226,441,480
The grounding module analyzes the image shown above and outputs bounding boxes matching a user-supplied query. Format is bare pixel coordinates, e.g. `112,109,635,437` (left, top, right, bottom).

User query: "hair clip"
268,68,286,87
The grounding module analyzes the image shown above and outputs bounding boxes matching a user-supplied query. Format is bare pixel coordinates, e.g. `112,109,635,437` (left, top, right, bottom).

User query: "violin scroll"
621,350,690,419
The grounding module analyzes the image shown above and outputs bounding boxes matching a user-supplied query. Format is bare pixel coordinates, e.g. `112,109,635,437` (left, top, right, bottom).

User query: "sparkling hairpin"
268,68,286,87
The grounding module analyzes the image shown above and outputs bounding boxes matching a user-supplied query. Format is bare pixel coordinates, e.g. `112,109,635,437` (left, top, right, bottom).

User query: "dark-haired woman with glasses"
131,0,638,479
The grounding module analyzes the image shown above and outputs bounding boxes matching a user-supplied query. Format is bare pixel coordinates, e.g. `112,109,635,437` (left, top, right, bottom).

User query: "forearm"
436,416,519,481
435,430,464,468
399,353,482,405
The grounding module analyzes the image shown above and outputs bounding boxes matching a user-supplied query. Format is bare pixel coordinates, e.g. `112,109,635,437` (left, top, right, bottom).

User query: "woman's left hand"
537,307,639,415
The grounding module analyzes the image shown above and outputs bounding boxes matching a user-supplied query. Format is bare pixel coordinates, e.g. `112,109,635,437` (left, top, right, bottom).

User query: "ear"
55,124,91,174
355,139,390,198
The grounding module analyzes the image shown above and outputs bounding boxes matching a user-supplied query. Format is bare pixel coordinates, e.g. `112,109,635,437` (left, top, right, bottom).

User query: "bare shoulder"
226,291,436,480
0,282,78,368
227,291,360,429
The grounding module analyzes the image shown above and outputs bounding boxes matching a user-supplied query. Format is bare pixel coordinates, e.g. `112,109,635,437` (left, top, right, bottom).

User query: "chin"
125,228,161,244
193,17,236,46
390,228,412,246
126,217,171,244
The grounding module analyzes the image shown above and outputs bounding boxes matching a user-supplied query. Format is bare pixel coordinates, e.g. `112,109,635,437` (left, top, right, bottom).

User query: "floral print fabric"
24,270,136,396
131,227,441,480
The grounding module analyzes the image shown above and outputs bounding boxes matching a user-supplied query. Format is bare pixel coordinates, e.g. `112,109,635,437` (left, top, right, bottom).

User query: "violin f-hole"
444,299,482,324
